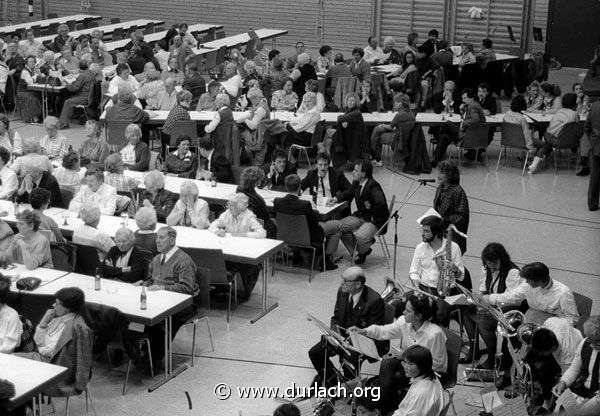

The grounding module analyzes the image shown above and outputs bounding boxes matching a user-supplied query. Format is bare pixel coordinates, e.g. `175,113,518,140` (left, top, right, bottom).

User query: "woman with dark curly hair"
54,149,85,190
459,242,521,368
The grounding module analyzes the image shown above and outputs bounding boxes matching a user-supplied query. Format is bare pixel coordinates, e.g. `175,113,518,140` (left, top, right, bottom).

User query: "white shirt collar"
162,245,179,263
350,288,363,307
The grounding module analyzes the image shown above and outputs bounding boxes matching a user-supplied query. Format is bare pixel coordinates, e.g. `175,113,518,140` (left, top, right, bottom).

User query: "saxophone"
436,226,454,298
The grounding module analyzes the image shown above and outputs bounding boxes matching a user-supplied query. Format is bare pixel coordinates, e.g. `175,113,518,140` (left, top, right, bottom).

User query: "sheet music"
481,390,503,412
555,389,579,412
490,397,529,416
306,312,345,343
444,294,473,306
349,332,380,361
416,208,441,224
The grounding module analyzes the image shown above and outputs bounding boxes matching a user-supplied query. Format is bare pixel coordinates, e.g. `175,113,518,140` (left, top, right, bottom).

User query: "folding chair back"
276,212,312,247
574,291,593,333
169,120,198,147
460,123,490,149
311,120,326,146
215,31,226,39
106,120,130,147
112,27,124,41
555,122,584,150
74,243,102,276
144,22,155,34
202,49,219,72
500,122,527,149
51,241,78,272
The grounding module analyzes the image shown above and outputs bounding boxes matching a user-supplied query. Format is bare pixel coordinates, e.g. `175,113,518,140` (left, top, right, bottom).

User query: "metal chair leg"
496,145,503,171
309,248,315,282
65,396,69,416
227,283,232,323
521,151,529,176
86,388,96,416
123,360,131,395
204,317,214,351
145,339,154,377
191,322,197,367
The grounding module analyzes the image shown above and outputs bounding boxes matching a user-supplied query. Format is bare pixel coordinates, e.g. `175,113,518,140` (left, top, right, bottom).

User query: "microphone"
418,179,436,184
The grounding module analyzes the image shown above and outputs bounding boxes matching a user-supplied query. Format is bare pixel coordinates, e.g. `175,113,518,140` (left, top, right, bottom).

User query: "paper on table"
555,389,579,412
306,312,345,344
444,294,473,306
416,208,441,225
349,332,381,361
482,390,503,412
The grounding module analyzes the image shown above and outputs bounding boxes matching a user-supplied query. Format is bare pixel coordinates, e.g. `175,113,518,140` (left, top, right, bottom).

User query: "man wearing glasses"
308,266,387,388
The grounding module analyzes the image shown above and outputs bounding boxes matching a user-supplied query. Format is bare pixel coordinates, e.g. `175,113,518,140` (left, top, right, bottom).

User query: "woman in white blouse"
392,345,445,416
0,275,22,353
16,55,43,124
107,63,139,96
166,181,210,229
460,242,522,368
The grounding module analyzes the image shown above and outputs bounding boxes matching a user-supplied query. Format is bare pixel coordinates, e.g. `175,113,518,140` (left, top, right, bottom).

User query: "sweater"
148,248,198,296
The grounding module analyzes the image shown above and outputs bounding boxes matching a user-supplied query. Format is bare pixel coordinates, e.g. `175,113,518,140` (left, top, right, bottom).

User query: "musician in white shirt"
483,262,579,327
69,168,117,216
409,215,463,326
350,294,447,414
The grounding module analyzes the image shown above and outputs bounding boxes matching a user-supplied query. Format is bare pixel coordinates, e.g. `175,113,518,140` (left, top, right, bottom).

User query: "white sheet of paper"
481,390,503,412
349,332,380,361
444,294,473,306
555,389,579,412
416,207,441,225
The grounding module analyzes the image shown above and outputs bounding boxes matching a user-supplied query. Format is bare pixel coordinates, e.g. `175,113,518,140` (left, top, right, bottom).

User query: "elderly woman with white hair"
78,120,109,167
16,158,64,207
104,153,138,192
166,181,210,229
100,227,148,283
290,52,317,106
242,60,263,93
72,204,115,257
52,23,75,53
0,209,52,269
382,36,402,64
39,116,69,159
134,207,158,253
221,62,243,101
284,91,321,152
136,69,165,110
139,170,177,222
10,137,53,175
238,87,270,165
209,192,266,300
119,123,150,171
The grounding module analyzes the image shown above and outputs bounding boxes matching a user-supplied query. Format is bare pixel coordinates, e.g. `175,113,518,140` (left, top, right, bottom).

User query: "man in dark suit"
197,136,235,184
100,227,149,283
15,160,64,208
308,266,388,387
300,152,351,217
58,60,96,128
274,174,337,271
322,160,389,264
182,62,206,108
261,148,297,191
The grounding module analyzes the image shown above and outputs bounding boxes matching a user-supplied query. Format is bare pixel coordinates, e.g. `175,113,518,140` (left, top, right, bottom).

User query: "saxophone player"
409,215,464,326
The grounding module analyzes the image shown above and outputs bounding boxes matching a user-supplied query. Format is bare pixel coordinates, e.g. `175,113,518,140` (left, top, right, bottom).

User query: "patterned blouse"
79,139,109,165
271,90,298,111
40,134,69,158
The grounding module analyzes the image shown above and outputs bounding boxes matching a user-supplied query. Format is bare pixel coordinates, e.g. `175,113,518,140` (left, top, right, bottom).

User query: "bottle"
140,286,147,310
94,267,101,291
210,172,217,187
13,201,18,215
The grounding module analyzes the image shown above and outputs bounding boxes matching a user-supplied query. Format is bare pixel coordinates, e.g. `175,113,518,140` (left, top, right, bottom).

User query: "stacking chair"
110,18,121,24
144,22,155,34
112,27,124,41
48,13,59,18
497,122,530,175
199,27,216,44
548,122,584,174
51,241,77,272
441,328,462,416
451,123,490,168
74,81,102,122
201,49,219,75
106,120,130,152
215,30,226,39
66,20,76,31
31,25,42,36
274,212,325,281
169,120,198,151
106,333,154,395
83,17,94,29
287,120,326,169
574,292,593,333
74,243,101,276
351,195,395,268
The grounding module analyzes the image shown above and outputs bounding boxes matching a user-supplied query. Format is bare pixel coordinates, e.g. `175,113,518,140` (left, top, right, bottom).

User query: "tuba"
497,310,526,338
517,322,541,346
381,276,408,319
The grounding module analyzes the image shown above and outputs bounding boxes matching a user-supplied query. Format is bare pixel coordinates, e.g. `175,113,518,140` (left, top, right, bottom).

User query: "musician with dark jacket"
300,152,351,216
322,160,389,265
434,160,469,253
100,227,149,283
274,174,337,271
308,266,388,388
553,316,600,399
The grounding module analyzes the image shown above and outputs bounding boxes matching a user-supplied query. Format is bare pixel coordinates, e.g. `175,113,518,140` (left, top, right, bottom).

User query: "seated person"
540,82,563,115
53,149,86,191
388,51,418,97
39,117,69,159
304,79,326,112
0,274,22,353
136,69,165,110
0,113,23,156
0,209,52,269
284,92,321,162
351,295,447,414
408,215,464,327
103,153,138,193
308,266,386,387
69,168,117,216
72,204,116,258
483,262,579,326
382,36,402,65
432,88,485,166
271,79,299,111
238,88,270,165
142,226,199,366
161,89,193,155
134,207,158,254
16,55,43,124
300,152,351,206
322,160,389,265
166,181,210,229
476,38,496,68
273,174,333,268
503,95,538,157
262,149,297,192
209,193,266,299
573,82,590,115
316,45,332,73
329,93,367,161
553,315,600,400
529,92,580,174
196,81,222,111
359,80,378,113
100,227,148,283
120,123,150,172
526,81,544,112
30,188,66,243
197,136,235,184
325,52,352,90
458,42,476,69
157,77,178,111
15,287,93,396
9,137,53,176
107,63,139,96
15,159,64,207
349,47,371,82
370,92,414,166
164,134,198,178
0,146,17,200
105,88,149,126
237,166,277,239
364,36,386,64
138,170,177,223
391,345,445,416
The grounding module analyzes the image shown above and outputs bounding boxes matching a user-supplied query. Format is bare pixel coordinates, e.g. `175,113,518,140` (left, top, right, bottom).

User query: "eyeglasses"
341,277,360,284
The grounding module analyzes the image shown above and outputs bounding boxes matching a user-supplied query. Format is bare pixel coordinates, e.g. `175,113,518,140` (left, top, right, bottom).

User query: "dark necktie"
320,176,326,197
160,254,166,265
590,351,600,393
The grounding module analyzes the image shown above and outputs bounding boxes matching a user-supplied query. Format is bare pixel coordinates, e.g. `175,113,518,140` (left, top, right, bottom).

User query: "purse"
16,277,42,291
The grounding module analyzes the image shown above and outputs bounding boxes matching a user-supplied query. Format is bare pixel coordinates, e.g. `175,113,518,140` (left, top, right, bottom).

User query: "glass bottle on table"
140,286,147,310
94,267,101,291
210,172,217,187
